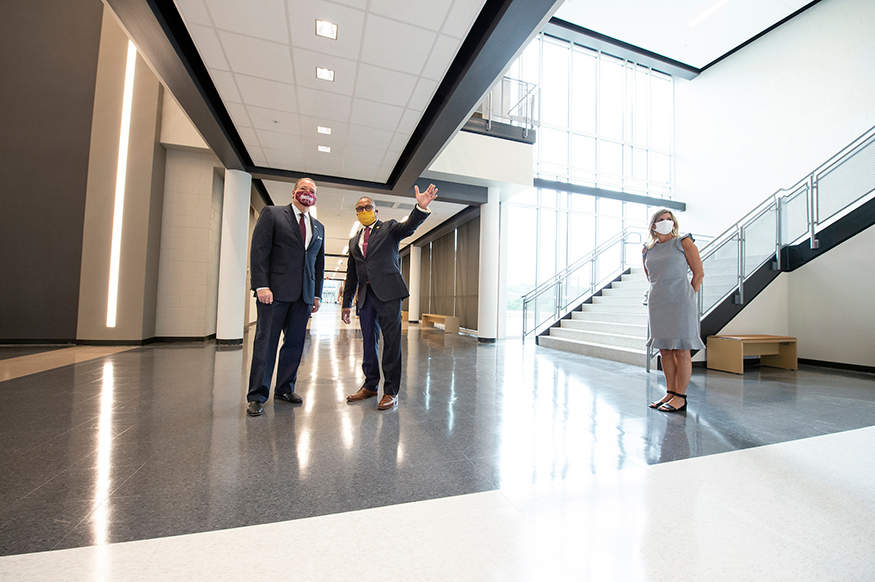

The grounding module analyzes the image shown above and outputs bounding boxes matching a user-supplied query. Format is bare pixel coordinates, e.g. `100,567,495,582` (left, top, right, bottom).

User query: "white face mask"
653,219,674,235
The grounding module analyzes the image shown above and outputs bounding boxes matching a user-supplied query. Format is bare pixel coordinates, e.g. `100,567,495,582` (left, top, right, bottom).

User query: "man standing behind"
342,184,438,410
246,178,325,417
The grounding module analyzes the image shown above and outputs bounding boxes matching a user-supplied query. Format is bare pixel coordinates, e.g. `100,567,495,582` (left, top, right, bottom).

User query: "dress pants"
247,298,311,403
358,285,403,396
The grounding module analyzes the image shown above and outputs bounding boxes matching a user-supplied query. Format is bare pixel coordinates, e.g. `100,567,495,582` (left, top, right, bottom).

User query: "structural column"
478,186,500,342
408,246,422,323
216,169,251,343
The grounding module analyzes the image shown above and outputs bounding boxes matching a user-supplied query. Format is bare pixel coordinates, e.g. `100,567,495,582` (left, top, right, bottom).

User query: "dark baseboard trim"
216,338,243,346
799,358,875,375
153,334,217,343
0,339,76,346
409,320,419,324
76,339,155,346
478,337,496,343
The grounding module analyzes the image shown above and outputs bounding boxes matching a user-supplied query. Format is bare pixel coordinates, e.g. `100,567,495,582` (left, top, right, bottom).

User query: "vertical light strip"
107,41,137,327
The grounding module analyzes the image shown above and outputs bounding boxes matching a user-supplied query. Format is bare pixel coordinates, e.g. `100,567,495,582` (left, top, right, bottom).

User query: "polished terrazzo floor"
1,304,874,580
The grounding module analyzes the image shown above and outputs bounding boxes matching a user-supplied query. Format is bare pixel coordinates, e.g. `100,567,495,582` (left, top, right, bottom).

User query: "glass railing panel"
595,242,622,287
742,205,777,277
561,262,593,313
700,235,739,315
816,135,875,224
780,184,808,245
534,287,556,334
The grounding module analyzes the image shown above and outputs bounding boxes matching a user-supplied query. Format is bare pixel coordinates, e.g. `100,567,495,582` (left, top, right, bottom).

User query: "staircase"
537,267,650,367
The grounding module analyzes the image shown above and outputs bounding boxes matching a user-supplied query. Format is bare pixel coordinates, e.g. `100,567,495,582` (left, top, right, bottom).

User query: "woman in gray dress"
643,209,705,412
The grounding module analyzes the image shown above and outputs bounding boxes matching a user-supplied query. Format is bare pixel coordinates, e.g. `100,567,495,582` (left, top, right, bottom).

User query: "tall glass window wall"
504,34,675,336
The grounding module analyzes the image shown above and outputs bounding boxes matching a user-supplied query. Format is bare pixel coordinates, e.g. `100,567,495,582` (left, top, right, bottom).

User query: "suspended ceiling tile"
355,64,417,107
210,70,242,103
211,0,289,43
247,106,300,135
388,132,409,152
346,124,394,150
288,1,366,59
235,75,297,112
369,0,454,29
224,102,252,128
345,144,386,166
174,0,212,26
264,148,305,167
421,34,462,81
296,87,352,121
237,126,259,147
256,127,303,151
297,115,349,141
349,98,403,132
396,108,423,135
359,14,437,75
188,25,230,70
443,0,487,39
408,77,439,112
217,30,294,83
292,48,358,95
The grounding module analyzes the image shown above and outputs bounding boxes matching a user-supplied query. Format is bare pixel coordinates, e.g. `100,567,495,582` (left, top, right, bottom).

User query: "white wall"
155,148,224,337
675,0,875,236
679,0,875,367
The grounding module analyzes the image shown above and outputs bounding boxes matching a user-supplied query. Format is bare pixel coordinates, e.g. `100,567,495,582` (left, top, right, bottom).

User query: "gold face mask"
357,210,376,226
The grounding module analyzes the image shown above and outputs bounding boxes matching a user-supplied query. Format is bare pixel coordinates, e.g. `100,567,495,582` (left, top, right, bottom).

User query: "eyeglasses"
355,204,374,212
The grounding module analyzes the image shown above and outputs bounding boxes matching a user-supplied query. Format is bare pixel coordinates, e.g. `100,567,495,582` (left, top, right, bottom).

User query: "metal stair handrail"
522,227,644,339
696,123,875,319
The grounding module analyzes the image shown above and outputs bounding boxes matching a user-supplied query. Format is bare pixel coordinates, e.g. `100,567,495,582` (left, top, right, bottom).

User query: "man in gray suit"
342,184,438,410
246,178,325,417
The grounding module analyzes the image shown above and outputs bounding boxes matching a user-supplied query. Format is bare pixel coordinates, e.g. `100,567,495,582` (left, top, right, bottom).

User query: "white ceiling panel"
347,124,394,150
295,87,352,121
408,78,439,111
388,133,409,152
247,107,300,134
297,115,349,140
217,31,294,82
288,1,366,58
292,48,358,95
355,64,417,107
210,69,242,103
344,144,385,166
396,108,423,135
368,0,454,29
188,25,230,70
236,126,259,146
421,34,463,81
443,0,489,39
349,99,403,132
208,0,289,44
256,128,303,152
224,102,252,128
173,0,212,27
359,15,437,75
264,148,305,167
235,75,297,112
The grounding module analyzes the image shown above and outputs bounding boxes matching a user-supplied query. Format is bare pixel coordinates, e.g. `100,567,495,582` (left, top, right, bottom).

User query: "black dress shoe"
246,401,264,416
275,392,303,404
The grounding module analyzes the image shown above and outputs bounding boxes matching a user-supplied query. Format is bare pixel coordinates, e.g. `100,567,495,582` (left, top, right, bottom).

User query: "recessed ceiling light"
318,145,331,153
316,67,335,82
316,20,338,40
317,126,332,135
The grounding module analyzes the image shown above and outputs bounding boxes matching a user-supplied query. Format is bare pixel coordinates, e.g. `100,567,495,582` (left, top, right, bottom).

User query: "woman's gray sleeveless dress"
644,234,705,350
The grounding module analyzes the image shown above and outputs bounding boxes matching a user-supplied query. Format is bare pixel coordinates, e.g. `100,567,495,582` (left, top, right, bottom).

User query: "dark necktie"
362,226,370,258
299,214,307,246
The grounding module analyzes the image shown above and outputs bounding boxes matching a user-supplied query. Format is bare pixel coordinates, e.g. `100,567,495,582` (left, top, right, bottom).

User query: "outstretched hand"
415,183,438,208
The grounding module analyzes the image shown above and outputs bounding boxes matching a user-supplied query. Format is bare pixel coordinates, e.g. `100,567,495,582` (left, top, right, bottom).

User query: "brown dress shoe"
347,387,378,402
377,394,398,410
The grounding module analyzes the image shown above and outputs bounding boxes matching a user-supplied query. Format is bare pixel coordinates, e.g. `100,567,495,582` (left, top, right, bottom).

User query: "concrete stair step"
559,319,647,335
548,327,645,349
571,311,648,325
579,303,647,315
538,336,647,367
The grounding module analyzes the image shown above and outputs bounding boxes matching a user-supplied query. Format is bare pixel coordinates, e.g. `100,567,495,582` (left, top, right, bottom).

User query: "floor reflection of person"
643,208,705,413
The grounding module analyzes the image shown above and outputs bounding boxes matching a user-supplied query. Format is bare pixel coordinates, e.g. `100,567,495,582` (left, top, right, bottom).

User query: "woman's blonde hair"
644,208,680,249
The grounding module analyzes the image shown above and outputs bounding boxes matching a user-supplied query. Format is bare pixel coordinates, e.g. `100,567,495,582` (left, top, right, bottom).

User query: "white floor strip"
3,426,874,581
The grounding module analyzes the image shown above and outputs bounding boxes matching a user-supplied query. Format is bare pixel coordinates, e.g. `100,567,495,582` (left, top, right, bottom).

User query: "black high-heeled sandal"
649,391,676,409
657,393,687,412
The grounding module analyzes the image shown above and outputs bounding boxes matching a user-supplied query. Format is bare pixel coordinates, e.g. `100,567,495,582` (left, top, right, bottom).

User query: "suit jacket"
342,206,429,309
250,204,325,304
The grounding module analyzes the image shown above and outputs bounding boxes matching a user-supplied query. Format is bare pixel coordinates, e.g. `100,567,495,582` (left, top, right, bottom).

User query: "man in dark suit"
342,184,438,410
246,178,325,417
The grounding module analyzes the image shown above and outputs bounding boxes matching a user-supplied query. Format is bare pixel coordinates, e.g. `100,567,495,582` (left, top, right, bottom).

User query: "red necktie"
299,214,307,246
362,226,370,258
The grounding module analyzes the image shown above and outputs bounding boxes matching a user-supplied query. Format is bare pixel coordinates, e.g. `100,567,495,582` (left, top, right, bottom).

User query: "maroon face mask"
295,189,317,207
